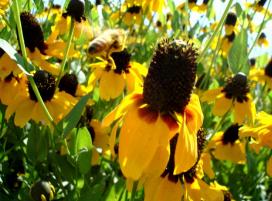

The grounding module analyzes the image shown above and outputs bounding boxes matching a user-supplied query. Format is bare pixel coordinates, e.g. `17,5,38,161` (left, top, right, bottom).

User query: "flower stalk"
13,0,55,125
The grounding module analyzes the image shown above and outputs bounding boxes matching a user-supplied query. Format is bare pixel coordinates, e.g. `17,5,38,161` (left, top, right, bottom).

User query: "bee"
88,29,127,61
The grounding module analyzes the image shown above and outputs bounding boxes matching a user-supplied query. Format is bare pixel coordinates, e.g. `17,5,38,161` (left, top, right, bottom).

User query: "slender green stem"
197,0,233,63
56,18,75,87
248,0,271,56
13,0,55,125
130,181,138,201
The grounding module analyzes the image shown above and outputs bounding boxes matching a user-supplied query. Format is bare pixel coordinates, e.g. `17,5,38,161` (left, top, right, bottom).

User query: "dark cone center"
20,12,48,54
222,124,240,145
225,12,237,26
63,0,85,22
28,70,56,102
258,0,267,6
126,5,141,14
111,49,131,74
143,39,197,114
265,60,272,77
58,73,78,97
222,73,249,103
226,32,235,42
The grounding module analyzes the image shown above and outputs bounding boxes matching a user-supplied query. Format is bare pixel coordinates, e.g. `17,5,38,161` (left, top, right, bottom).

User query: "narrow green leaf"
33,0,44,13
0,39,32,75
227,29,249,74
57,93,91,136
27,128,49,163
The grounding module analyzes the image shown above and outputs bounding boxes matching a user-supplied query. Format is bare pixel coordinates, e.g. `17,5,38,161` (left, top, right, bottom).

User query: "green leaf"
0,39,32,75
227,29,249,74
57,93,91,137
33,0,44,13
27,127,49,163
234,2,243,16
76,127,92,174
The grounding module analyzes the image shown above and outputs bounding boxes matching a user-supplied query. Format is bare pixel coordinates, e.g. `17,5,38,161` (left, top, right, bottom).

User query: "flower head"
63,0,85,22
103,39,203,180
201,73,255,124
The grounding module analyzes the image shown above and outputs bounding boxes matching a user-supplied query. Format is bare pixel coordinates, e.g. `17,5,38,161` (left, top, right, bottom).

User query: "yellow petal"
144,176,183,201
102,93,141,126
185,94,203,135
119,106,169,180
201,88,222,102
212,94,232,116
174,115,198,174
213,141,246,164
267,157,272,177
201,153,215,179
99,71,125,100
14,100,35,127
233,98,255,125
143,145,170,178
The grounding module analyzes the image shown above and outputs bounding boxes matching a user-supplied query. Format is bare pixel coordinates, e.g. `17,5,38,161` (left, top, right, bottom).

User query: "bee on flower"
88,29,127,61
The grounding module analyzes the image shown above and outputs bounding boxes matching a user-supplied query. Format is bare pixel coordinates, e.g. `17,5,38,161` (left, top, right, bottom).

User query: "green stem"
56,18,75,87
13,0,55,125
130,181,138,201
248,0,271,56
197,0,233,63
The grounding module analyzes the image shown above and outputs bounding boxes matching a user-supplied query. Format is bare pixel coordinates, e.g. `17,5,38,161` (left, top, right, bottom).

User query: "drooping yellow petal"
174,115,198,174
144,176,183,201
198,179,224,201
14,99,35,127
267,157,272,177
233,98,255,125
143,145,170,178
99,71,125,100
212,94,232,116
201,88,222,102
102,93,142,126
213,141,246,164
119,106,169,180
185,94,203,135
201,153,215,179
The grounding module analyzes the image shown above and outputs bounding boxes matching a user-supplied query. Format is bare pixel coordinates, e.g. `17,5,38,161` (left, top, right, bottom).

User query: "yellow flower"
103,39,203,180
0,49,21,79
240,112,272,149
207,124,246,164
89,119,110,165
178,0,209,13
224,12,237,36
247,0,270,14
20,12,79,75
47,15,93,42
220,32,235,57
0,0,9,15
201,73,256,124
111,3,143,26
249,59,272,89
3,71,77,127
257,32,269,47
58,73,91,98
144,135,228,201
88,49,147,101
